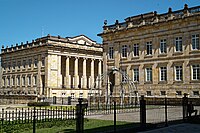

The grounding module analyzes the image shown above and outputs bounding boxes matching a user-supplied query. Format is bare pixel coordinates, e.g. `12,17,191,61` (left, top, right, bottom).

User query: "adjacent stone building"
98,4,200,98
0,35,103,104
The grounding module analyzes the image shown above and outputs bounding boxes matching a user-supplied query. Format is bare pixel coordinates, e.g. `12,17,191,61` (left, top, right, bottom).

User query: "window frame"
175,66,183,81
145,67,152,82
133,68,139,82
122,45,127,58
108,46,114,59
146,41,152,55
121,69,127,82
175,37,182,52
160,39,167,54
133,43,139,56
160,66,167,81
192,34,199,50
192,64,200,80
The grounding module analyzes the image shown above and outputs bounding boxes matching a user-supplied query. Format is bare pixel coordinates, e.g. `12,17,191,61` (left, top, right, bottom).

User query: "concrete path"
139,123,200,133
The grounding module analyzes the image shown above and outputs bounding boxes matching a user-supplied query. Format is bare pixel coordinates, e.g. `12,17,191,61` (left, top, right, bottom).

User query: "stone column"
90,59,94,88
74,57,79,88
98,59,102,88
37,55,42,96
65,56,70,88
82,58,87,89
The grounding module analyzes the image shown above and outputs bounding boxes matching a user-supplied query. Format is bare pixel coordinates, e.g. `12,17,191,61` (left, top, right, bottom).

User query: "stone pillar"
37,55,42,95
74,57,79,88
98,59,102,88
82,58,87,89
65,56,70,88
90,59,95,88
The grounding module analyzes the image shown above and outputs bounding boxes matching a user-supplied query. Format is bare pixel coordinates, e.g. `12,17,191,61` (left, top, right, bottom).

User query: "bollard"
140,95,146,129
182,93,188,122
165,97,168,127
33,107,36,133
114,101,116,133
76,98,83,133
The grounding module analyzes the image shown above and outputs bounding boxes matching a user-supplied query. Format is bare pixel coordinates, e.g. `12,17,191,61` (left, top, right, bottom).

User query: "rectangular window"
146,41,152,55
161,91,166,96
8,62,11,70
79,93,83,98
12,77,15,86
33,75,37,85
28,76,31,86
2,78,5,87
22,77,25,86
28,59,32,68
71,93,75,99
42,57,45,66
108,47,114,59
160,67,167,81
2,62,6,71
17,77,20,86
133,44,139,56
122,45,127,58
34,58,38,68
160,39,167,53
17,61,21,69
193,91,199,96
122,69,127,82
146,68,152,82
62,93,66,96
176,91,182,96
175,66,183,81
23,60,26,68
12,61,16,70
192,64,200,80
133,68,139,82
192,34,199,50
175,37,182,52
147,91,151,96
7,77,10,86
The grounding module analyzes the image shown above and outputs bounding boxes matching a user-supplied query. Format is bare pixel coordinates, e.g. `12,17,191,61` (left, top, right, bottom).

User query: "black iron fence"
0,95,200,132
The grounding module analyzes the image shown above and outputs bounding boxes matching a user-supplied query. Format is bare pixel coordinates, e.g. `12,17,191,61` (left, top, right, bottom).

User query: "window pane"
175,66,182,81
133,44,139,56
175,37,182,52
122,45,127,57
146,68,152,81
146,42,152,55
160,67,167,81
133,68,139,81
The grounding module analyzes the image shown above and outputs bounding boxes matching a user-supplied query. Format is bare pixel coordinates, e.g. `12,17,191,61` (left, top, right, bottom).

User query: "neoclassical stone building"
0,35,103,104
98,4,200,98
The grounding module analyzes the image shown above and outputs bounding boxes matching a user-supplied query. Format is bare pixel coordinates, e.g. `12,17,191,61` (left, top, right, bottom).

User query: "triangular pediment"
67,35,96,45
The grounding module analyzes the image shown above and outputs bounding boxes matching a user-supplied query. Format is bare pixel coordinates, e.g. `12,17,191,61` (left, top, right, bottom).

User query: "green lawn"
21,119,136,133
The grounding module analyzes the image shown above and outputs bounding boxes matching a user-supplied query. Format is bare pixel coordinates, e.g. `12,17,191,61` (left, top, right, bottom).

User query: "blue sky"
0,0,199,46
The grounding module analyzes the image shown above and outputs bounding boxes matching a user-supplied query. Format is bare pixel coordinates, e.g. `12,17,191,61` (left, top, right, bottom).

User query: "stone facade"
0,35,103,104
98,4,200,98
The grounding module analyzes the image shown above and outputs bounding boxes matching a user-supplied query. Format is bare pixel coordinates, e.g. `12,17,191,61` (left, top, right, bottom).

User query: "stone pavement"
139,123,200,133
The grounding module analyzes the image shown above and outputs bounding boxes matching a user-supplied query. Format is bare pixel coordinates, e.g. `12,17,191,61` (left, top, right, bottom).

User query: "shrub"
27,102,50,107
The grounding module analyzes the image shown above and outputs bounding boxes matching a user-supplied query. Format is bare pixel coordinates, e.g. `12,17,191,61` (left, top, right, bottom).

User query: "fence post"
1,109,4,126
165,97,168,127
140,95,146,129
76,98,84,133
182,93,188,122
114,101,116,133
33,107,36,133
